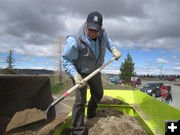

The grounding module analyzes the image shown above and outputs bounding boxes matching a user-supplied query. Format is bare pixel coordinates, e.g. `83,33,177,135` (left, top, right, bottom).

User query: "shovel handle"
45,57,116,116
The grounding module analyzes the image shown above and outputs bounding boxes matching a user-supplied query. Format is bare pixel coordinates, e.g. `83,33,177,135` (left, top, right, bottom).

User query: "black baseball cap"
86,11,103,31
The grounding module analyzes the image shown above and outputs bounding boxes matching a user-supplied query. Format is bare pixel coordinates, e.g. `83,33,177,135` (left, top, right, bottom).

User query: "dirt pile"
6,108,68,135
99,96,129,105
85,108,148,135
61,96,148,135
84,96,147,135
7,108,46,131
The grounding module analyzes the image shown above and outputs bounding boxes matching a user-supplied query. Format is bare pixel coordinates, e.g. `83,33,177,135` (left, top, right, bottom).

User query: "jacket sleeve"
61,36,79,77
103,29,116,52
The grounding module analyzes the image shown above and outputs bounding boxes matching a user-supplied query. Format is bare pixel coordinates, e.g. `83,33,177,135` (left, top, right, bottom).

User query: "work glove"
112,48,121,60
73,74,87,89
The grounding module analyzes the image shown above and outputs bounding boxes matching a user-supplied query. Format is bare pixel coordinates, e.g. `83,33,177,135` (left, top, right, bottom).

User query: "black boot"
87,108,96,119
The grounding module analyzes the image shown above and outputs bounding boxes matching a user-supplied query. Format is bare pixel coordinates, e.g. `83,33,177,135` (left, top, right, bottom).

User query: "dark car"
140,82,163,98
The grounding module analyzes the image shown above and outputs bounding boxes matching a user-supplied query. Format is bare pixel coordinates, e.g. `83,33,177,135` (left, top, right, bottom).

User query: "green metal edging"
96,104,136,116
54,89,180,135
53,117,72,135
133,89,180,135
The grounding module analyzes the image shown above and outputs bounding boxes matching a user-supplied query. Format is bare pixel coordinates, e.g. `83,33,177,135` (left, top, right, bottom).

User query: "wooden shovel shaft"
45,57,116,116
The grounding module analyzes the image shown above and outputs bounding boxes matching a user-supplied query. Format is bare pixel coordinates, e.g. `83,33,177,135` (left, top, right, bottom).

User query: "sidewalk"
53,96,75,114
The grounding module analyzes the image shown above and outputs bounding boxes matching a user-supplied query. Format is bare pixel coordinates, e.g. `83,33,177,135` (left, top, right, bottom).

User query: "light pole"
160,65,163,75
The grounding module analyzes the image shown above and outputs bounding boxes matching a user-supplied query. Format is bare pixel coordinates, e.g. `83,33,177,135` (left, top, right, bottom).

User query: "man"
165,91,172,104
62,11,121,135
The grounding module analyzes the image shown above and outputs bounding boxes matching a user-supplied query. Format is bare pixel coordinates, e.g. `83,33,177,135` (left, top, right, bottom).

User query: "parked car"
130,78,141,85
109,78,114,83
119,79,125,84
118,78,141,86
140,82,164,98
167,77,176,81
159,77,167,80
129,77,141,86
109,76,120,84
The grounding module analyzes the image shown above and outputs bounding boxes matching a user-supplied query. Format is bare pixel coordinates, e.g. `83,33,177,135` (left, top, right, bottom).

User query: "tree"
119,53,136,82
6,50,15,69
1,50,17,74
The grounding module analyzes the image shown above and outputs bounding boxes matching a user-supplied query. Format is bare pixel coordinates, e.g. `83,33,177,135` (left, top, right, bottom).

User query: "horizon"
0,67,179,76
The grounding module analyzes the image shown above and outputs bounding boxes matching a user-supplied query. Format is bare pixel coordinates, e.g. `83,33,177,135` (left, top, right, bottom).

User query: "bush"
1,68,17,74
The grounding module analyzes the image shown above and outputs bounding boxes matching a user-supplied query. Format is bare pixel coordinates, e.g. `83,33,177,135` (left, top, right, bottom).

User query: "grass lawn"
51,85,65,94
49,76,67,94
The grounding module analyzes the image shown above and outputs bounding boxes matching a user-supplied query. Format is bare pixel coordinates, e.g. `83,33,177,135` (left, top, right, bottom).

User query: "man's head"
86,11,103,39
86,11,103,32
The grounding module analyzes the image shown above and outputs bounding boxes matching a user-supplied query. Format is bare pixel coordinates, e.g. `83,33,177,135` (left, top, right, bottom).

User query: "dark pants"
71,72,103,135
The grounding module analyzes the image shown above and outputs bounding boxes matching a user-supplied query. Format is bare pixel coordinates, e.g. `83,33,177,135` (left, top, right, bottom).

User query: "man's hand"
112,48,121,60
73,74,87,88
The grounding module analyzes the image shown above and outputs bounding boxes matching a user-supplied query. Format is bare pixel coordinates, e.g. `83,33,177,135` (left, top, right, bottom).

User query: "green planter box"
54,89,180,135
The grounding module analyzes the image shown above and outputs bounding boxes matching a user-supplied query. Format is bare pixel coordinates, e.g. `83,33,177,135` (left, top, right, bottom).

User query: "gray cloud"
0,0,180,55
59,0,148,18
0,0,65,45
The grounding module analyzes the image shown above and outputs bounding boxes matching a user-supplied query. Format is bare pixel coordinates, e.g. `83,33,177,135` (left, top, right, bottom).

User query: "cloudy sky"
0,0,180,75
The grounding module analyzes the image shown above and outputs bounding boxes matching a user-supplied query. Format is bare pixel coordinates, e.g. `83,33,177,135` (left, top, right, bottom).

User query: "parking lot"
137,79,180,110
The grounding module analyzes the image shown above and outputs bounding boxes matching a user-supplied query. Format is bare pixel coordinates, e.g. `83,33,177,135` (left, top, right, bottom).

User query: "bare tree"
59,39,62,84
56,39,65,85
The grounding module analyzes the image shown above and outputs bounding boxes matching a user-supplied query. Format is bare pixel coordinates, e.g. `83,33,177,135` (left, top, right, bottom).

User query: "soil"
6,108,68,135
7,108,46,131
99,96,129,105
88,96,147,135
61,96,148,135
6,96,148,135
85,108,148,135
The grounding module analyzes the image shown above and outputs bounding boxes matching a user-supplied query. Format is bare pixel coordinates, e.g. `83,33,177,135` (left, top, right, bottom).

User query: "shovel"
45,57,116,117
